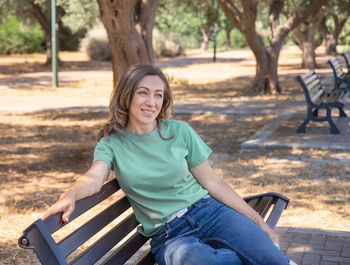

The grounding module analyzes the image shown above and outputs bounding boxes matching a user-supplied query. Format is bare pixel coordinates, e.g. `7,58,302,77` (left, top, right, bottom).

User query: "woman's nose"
145,95,155,106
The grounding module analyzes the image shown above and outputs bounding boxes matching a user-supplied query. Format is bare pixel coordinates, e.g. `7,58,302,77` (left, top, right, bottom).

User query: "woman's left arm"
190,160,280,248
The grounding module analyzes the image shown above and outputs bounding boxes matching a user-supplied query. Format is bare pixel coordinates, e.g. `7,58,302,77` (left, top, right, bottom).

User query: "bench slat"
265,198,289,229
342,52,350,72
71,213,139,265
135,252,155,265
103,233,149,265
44,179,121,235
252,196,274,218
58,196,131,257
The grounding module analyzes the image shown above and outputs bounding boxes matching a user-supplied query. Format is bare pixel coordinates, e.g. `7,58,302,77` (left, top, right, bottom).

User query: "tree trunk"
27,1,52,65
320,15,348,56
218,0,327,94
320,17,336,55
97,0,159,86
293,8,323,68
226,28,232,49
199,26,211,51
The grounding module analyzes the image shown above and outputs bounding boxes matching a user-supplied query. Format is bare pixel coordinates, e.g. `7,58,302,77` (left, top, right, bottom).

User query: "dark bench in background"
296,70,347,134
19,178,290,265
342,51,350,73
328,56,350,92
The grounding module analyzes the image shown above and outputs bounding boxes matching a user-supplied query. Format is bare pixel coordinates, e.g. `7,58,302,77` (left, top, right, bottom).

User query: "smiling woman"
41,64,296,265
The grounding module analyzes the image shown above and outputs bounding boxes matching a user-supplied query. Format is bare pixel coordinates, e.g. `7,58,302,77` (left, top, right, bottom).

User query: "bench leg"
327,109,340,134
338,107,347,117
296,118,309,133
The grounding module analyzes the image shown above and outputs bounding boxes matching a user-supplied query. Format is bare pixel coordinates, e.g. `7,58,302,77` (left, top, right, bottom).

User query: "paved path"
277,227,350,265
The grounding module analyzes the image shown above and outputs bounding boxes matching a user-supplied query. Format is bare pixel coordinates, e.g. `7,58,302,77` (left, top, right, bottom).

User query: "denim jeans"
150,196,290,265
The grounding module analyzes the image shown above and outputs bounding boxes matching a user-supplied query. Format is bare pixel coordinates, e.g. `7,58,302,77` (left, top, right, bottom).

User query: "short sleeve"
93,137,114,172
183,123,212,169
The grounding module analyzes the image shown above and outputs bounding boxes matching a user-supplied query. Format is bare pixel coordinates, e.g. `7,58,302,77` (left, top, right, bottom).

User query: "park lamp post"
51,0,58,87
213,0,219,62
213,22,218,62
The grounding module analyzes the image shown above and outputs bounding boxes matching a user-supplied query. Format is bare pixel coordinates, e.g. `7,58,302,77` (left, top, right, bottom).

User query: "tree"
157,0,219,51
97,0,159,86
319,0,350,55
2,0,98,64
292,8,324,68
217,0,327,94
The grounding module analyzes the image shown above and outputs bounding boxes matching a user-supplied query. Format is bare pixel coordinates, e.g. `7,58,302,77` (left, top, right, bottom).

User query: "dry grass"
0,47,349,264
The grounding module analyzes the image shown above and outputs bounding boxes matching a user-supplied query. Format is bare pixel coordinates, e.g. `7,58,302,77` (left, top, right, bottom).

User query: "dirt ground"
0,47,349,264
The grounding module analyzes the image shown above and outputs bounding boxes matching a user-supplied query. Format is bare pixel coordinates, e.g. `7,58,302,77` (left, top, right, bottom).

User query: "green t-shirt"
93,119,212,236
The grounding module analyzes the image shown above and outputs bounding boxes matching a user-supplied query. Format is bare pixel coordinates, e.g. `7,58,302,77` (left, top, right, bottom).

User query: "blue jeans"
150,196,290,265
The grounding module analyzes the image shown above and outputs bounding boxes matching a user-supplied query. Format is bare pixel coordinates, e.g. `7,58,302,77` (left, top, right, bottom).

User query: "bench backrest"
342,51,350,72
328,57,346,79
19,179,289,265
296,70,327,106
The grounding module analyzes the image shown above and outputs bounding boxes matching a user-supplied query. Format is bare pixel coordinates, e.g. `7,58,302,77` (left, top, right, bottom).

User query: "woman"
42,64,295,265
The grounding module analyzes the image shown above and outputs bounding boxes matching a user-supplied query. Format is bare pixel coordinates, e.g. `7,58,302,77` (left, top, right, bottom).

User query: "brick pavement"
276,227,350,265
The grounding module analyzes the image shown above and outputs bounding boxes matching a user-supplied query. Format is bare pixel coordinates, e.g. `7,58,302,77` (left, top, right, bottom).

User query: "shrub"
153,29,183,58
80,21,110,60
230,28,248,48
0,16,45,54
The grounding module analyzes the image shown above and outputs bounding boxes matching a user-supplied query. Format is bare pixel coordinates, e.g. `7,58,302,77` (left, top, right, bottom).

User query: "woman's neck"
126,120,158,134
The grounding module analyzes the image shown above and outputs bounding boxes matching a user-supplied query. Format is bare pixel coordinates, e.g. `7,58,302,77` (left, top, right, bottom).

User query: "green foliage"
58,0,99,34
0,0,98,54
230,28,248,48
339,19,350,45
208,28,247,49
0,16,45,54
156,1,203,49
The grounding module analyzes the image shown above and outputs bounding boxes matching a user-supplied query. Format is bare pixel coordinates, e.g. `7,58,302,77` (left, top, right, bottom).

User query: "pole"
51,0,58,87
213,22,218,62
213,0,219,62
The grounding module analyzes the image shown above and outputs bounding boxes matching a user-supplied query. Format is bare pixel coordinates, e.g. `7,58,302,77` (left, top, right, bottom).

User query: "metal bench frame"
19,178,290,265
296,70,347,134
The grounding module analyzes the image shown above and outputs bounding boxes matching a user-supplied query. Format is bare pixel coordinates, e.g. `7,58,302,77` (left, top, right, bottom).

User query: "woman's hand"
41,161,109,223
190,161,281,249
41,191,76,223
253,215,280,249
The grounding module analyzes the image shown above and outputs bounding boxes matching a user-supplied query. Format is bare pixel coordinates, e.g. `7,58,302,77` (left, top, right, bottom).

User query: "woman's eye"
138,91,147,95
156,94,163,98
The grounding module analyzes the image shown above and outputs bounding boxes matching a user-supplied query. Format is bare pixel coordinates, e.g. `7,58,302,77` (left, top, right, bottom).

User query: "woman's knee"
162,237,242,265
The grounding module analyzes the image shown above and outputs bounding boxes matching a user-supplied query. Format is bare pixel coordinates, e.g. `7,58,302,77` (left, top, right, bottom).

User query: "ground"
0,47,349,264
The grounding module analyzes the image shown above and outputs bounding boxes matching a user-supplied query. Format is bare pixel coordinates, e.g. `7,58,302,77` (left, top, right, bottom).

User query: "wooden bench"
296,70,348,134
19,178,290,265
328,56,350,92
342,51,350,73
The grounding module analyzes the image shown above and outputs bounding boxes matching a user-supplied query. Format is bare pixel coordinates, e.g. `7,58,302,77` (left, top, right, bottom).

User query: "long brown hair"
97,64,173,141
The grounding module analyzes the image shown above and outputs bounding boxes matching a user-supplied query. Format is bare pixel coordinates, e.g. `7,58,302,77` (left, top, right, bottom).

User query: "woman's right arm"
41,160,109,223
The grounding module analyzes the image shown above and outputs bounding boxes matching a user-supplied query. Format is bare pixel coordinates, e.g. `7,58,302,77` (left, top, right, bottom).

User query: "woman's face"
127,75,164,133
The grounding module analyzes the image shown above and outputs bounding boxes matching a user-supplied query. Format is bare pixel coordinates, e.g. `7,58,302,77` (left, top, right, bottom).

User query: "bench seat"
19,178,290,265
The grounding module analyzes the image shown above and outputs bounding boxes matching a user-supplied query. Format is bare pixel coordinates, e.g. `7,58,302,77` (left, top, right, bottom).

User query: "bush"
230,28,248,48
0,16,45,54
153,29,183,58
80,21,110,60
339,19,350,46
